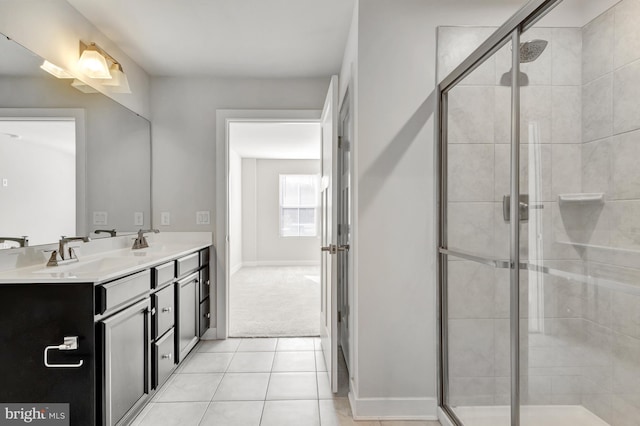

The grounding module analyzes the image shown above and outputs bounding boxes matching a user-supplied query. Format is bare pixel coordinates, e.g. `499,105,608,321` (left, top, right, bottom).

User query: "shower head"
519,39,548,63
499,39,548,86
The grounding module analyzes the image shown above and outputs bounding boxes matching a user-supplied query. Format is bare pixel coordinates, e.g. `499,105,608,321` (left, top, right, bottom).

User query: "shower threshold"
453,405,609,426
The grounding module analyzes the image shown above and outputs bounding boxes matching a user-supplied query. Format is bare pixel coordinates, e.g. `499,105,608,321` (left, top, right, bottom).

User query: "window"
279,174,319,237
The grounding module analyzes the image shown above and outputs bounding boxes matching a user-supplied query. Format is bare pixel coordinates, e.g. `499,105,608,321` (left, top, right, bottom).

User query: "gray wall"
150,77,329,233
240,158,320,266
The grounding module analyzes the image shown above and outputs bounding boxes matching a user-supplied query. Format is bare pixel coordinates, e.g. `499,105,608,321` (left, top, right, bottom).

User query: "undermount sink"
32,256,141,275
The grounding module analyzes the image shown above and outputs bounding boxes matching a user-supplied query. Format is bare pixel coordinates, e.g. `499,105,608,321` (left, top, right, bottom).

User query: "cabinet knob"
194,278,199,283
162,307,172,313
162,353,172,360
206,280,210,286
206,313,211,319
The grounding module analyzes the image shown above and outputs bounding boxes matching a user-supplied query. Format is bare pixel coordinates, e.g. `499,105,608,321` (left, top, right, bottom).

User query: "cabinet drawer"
153,328,175,389
97,270,151,316
176,253,199,278
199,298,210,337
153,284,175,338
199,247,210,267
199,265,210,302
153,261,175,289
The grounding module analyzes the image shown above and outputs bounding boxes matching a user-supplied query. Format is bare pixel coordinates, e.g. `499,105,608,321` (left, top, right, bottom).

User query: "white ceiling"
229,122,320,160
66,0,355,78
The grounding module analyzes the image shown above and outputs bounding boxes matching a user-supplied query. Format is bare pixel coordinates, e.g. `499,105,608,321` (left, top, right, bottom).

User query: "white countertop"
0,232,212,284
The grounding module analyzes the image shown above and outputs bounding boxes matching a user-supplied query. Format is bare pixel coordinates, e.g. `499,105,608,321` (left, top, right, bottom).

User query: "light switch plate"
160,212,170,226
93,211,108,225
134,212,144,226
196,211,210,225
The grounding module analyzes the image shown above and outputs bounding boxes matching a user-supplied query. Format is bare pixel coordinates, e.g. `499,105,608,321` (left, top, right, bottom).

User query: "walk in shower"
437,0,640,425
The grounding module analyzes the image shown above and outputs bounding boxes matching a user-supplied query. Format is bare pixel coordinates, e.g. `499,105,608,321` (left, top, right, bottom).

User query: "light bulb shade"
78,45,112,79
103,63,131,93
40,60,73,79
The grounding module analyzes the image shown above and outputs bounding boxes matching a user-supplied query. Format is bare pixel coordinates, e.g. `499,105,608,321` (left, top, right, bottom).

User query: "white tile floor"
131,337,441,426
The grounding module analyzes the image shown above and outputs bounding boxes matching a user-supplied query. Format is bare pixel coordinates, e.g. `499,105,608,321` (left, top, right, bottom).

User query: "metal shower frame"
436,0,563,425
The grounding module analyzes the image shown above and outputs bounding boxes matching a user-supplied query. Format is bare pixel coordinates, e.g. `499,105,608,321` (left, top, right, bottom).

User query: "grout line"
259,347,279,425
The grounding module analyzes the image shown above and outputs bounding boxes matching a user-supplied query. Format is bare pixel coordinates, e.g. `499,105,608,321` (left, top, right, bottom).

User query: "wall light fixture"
77,41,132,94
40,60,73,79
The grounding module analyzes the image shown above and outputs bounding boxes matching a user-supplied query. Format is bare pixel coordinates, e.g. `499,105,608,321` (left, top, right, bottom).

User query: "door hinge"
338,136,342,149
338,311,342,322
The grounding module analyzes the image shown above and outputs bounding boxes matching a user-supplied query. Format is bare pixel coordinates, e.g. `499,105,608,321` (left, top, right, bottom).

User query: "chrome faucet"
95,229,117,237
47,236,91,267
0,236,29,247
132,229,159,250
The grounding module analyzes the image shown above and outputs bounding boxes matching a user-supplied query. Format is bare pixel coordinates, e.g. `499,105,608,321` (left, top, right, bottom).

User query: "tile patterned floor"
131,337,441,426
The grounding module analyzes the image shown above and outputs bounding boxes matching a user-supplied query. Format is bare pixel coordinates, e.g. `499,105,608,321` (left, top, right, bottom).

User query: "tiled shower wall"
438,0,640,423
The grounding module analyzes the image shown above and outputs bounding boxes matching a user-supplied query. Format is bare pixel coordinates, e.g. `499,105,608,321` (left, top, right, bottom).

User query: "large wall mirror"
0,34,151,249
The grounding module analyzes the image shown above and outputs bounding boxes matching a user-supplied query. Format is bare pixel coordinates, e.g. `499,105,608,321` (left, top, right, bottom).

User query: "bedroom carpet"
229,266,321,337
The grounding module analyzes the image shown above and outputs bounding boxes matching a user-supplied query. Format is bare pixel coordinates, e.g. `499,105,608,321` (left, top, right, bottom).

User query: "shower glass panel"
439,0,640,425
518,1,640,425
442,36,513,426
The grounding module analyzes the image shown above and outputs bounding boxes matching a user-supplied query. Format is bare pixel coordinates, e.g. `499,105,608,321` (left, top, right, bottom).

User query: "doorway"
227,121,322,337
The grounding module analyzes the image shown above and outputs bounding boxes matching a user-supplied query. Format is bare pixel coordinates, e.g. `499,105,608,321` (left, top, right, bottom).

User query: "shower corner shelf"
558,193,604,205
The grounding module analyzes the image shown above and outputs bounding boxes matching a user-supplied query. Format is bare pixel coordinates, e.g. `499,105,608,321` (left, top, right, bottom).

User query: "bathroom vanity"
0,234,213,426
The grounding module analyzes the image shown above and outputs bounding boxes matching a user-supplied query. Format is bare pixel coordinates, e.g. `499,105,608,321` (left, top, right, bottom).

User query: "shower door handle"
503,195,530,222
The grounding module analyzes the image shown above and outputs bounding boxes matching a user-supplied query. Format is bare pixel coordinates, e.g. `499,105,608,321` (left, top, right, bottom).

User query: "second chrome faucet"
47,236,91,267
132,229,159,250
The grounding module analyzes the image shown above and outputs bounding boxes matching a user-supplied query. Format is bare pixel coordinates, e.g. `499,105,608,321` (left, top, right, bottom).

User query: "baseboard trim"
438,407,455,426
201,328,218,340
239,260,320,267
349,392,438,421
230,263,243,275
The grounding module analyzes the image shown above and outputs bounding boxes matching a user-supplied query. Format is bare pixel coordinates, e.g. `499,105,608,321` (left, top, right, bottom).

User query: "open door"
320,75,339,392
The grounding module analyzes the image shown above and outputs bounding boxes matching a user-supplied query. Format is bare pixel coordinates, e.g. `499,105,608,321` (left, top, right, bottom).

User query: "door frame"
337,87,353,372
215,109,321,339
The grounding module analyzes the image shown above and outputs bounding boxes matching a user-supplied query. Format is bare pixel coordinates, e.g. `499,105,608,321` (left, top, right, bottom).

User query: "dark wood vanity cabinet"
0,283,97,426
0,245,212,426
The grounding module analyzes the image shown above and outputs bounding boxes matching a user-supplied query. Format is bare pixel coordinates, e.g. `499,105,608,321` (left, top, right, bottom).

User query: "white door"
320,75,339,392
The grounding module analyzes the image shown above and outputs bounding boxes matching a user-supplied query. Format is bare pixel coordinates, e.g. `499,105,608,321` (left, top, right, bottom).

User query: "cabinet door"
177,273,199,362
100,298,151,426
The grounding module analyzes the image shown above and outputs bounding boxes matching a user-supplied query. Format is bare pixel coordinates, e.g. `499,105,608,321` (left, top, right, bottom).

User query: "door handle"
321,244,349,254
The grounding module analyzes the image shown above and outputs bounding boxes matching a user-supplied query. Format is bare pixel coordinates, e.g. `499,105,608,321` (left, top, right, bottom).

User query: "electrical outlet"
2,178,7,187
134,212,144,226
196,211,210,225
160,212,170,226
93,211,108,225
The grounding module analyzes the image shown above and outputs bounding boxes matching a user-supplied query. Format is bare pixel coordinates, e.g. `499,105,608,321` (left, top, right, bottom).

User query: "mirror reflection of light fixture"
40,60,73,79
103,63,131,94
76,41,132,94
71,79,99,93
78,43,111,79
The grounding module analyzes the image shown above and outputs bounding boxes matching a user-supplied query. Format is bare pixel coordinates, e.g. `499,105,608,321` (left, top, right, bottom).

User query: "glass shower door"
440,36,514,426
